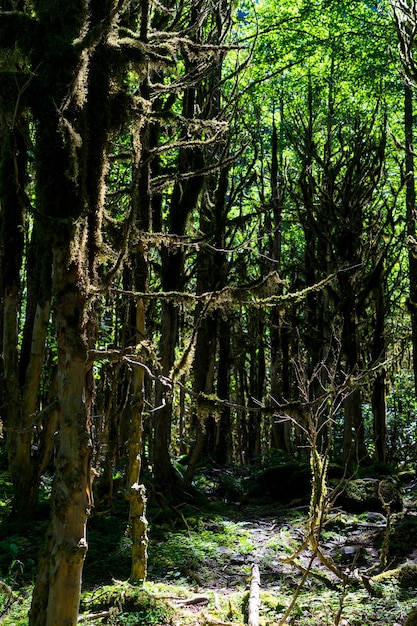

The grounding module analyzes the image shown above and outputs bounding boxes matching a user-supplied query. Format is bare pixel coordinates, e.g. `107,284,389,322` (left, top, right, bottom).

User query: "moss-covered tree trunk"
27,1,105,621
126,296,148,582
49,243,92,626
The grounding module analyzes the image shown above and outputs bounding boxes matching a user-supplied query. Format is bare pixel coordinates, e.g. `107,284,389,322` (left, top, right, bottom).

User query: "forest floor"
1,466,417,625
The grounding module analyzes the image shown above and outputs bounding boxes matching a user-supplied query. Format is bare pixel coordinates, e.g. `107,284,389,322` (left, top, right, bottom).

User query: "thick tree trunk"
0,123,51,518
30,239,93,626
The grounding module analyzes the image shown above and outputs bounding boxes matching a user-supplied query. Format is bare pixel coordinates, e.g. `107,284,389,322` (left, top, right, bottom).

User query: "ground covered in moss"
1,466,417,625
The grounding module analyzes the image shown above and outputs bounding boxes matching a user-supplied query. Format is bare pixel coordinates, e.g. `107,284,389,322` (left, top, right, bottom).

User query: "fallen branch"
248,563,261,626
77,611,111,622
175,595,209,606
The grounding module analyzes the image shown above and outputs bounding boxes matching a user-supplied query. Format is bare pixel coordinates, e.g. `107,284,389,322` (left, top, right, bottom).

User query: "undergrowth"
1,470,417,624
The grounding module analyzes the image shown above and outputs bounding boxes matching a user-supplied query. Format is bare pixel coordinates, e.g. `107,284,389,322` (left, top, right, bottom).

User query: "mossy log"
372,564,417,588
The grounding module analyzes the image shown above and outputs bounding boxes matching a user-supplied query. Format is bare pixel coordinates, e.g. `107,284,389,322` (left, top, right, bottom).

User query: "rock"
398,565,417,589
335,478,403,514
340,545,362,564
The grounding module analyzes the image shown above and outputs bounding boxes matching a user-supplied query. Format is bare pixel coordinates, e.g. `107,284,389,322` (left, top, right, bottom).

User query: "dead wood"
77,611,111,622
248,563,261,626
175,595,210,605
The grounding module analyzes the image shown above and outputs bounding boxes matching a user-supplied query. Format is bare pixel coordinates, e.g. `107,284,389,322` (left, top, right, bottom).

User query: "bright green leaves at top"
251,0,398,104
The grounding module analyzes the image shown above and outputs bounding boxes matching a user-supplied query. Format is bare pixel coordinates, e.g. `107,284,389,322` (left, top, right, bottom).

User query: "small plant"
80,583,173,625
117,605,171,625
0,537,31,584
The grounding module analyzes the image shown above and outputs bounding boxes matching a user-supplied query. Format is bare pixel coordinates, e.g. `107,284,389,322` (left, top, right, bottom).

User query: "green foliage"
387,371,417,466
80,584,173,625
150,518,254,583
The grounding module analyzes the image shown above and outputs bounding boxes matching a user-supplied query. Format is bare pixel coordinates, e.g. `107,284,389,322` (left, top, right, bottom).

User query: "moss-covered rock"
80,583,173,623
399,565,417,589
336,478,403,514
405,606,417,626
388,516,417,557
372,564,417,589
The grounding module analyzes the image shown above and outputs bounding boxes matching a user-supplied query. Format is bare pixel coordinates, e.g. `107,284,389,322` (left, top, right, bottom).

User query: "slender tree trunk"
248,314,265,461
126,296,148,583
371,258,387,463
183,312,217,489
267,115,293,454
214,318,232,464
405,84,417,396
343,387,367,469
154,298,181,487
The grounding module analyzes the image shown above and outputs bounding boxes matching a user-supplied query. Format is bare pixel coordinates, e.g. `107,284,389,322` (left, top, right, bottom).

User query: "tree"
0,0,235,622
393,1,417,395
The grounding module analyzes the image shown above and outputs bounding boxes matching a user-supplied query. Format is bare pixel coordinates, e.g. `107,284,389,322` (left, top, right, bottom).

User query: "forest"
2,0,417,624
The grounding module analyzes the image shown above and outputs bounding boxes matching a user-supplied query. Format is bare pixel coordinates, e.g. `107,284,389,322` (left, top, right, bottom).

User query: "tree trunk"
248,313,265,462
371,258,387,464
154,299,181,488
0,123,53,518
404,84,417,396
343,387,367,469
126,296,149,583
214,318,232,465
373,370,387,463
30,239,93,626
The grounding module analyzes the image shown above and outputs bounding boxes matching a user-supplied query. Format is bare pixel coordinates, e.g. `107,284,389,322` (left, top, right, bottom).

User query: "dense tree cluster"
1,0,417,623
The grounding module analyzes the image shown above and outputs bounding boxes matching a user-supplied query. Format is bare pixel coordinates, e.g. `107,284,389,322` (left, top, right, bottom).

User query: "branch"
248,564,261,626
77,611,111,622
110,270,338,309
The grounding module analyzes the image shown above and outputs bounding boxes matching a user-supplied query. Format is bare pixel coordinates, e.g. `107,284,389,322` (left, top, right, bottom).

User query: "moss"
388,516,417,556
336,478,403,514
372,564,417,588
398,565,417,589
80,582,173,619
405,606,417,626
